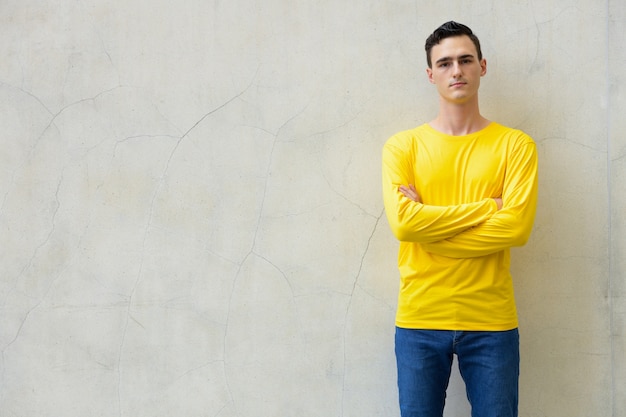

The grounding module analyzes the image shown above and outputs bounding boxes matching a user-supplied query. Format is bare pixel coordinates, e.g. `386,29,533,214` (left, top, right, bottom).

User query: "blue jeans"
395,327,519,417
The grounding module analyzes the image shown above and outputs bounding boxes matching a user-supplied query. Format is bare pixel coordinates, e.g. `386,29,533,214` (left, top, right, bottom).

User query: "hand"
494,197,502,210
399,184,422,203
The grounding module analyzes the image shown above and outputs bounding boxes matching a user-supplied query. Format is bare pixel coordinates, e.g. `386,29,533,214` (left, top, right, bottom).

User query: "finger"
399,191,417,202
399,186,413,196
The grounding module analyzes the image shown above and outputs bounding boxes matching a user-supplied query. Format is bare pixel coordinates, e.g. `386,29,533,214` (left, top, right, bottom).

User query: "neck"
430,96,489,136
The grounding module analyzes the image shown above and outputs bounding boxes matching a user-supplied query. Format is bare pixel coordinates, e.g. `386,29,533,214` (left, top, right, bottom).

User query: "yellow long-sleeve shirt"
382,122,538,330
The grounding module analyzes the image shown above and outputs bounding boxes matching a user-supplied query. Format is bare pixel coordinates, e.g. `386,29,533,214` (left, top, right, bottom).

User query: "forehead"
430,35,478,60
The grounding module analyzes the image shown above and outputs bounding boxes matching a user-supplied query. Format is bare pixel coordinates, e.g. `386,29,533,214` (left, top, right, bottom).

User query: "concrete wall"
0,1,623,416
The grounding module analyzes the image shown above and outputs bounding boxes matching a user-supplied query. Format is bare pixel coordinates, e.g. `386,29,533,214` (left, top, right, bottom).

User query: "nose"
452,61,462,77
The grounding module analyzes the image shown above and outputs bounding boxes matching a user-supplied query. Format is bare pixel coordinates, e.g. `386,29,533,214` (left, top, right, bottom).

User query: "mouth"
450,81,467,88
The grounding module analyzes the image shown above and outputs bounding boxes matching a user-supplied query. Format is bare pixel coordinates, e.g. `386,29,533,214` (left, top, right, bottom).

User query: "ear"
480,58,487,76
426,67,435,84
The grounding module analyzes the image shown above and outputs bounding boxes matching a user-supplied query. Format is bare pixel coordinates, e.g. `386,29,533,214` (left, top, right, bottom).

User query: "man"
381,21,538,417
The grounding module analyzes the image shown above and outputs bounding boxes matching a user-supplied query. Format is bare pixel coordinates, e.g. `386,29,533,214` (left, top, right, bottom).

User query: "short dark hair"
425,21,483,68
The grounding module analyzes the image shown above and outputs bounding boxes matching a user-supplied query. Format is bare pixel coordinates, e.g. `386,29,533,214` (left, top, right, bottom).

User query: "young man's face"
426,35,487,104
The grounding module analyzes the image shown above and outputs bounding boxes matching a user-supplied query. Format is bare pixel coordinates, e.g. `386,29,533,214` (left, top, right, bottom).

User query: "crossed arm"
383,142,538,259
399,184,503,210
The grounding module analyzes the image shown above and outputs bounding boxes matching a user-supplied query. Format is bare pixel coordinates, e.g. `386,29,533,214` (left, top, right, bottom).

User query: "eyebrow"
435,54,475,65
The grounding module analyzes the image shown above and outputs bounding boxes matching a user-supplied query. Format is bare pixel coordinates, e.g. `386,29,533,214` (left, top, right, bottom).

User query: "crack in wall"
0,84,122,231
114,81,254,417
0,168,64,326
1,173,62,305
221,101,309,416
0,170,75,403
340,208,384,417
0,82,53,215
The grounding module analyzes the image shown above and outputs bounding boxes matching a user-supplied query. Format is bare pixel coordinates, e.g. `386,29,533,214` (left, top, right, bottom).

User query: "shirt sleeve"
382,139,498,244
420,141,538,258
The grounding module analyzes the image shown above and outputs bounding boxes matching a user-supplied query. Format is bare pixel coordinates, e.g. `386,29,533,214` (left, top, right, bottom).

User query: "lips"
450,81,467,87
